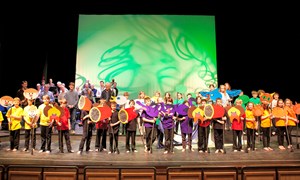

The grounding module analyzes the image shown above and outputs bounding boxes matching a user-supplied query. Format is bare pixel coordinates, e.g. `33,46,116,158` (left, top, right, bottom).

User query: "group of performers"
0,82,299,156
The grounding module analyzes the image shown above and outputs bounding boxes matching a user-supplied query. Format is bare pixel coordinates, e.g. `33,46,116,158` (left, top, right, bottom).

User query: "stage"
1,129,300,167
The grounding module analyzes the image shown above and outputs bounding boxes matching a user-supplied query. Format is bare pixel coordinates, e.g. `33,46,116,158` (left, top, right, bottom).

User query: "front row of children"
3,95,299,155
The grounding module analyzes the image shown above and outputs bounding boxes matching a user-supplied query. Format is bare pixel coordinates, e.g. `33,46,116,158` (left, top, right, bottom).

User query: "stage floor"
1,129,300,168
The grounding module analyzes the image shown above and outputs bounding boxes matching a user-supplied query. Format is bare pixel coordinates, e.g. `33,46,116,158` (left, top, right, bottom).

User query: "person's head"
139,91,145,99
21,80,28,89
277,99,284,107
60,98,68,107
257,89,265,97
124,92,129,99
44,84,50,92
104,82,111,90
177,93,183,99
183,100,189,106
224,82,231,90
201,99,207,106
284,98,293,107
144,97,151,106
100,80,105,87
216,98,222,105
247,102,254,110
129,99,135,107
42,95,50,105
235,99,243,106
219,85,226,92
69,82,75,90
13,97,20,107
187,93,192,99
273,92,279,100
196,96,202,105
209,84,215,91
251,90,258,98
110,101,117,110
165,92,171,98
155,91,160,97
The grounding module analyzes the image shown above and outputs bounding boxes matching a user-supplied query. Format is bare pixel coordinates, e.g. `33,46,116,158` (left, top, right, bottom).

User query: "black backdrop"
0,1,299,102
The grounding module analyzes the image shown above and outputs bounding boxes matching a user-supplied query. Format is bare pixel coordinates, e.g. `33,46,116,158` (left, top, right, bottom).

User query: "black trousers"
181,132,192,150
109,131,119,152
95,128,107,150
126,130,136,151
24,128,36,149
261,127,271,148
79,120,93,151
145,126,156,151
277,126,286,146
198,126,210,151
40,125,52,151
10,129,20,150
232,130,242,150
214,129,223,150
246,128,256,149
58,130,72,152
164,128,172,152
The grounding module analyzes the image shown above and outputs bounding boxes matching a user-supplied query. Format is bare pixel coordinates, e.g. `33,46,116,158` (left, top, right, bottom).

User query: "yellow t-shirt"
261,110,271,128
6,106,23,131
23,105,38,130
38,104,52,126
245,109,256,129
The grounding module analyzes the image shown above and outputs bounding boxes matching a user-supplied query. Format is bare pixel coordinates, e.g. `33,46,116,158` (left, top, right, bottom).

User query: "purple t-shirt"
180,115,193,134
141,110,154,128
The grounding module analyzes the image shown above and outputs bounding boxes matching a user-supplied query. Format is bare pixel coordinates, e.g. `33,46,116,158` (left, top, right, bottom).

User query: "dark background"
0,1,299,101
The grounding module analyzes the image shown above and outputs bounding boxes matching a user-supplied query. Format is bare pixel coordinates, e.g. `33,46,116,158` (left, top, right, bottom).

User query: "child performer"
57,99,74,153
22,99,38,152
245,102,257,151
37,95,53,153
261,102,273,151
95,98,108,152
284,98,299,149
211,98,226,153
232,99,245,152
126,100,139,153
178,100,194,152
141,96,156,153
198,98,211,153
161,98,175,154
6,97,23,151
78,109,94,155
108,101,120,154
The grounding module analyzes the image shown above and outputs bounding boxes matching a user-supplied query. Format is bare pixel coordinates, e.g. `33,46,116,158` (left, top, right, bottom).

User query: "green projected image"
76,15,217,99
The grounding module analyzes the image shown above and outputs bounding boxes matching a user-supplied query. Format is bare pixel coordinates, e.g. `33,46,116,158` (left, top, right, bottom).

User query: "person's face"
129,101,135,107
145,99,151,106
278,100,284,107
13,99,20,107
111,104,117,110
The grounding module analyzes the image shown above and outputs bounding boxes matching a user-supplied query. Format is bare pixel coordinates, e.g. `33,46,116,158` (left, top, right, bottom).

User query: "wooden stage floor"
1,129,300,168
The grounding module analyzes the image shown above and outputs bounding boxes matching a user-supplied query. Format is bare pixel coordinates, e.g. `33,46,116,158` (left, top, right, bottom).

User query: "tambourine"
23,88,39,100
204,104,214,119
89,104,112,123
284,106,296,119
78,96,93,111
253,104,264,116
212,104,225,118
0,95,14,107
272,107,286,118
118,107,138,124
227,106,241,123
293,104,300,115
192,107,204,123
188,106,196,118
118,109,128,124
